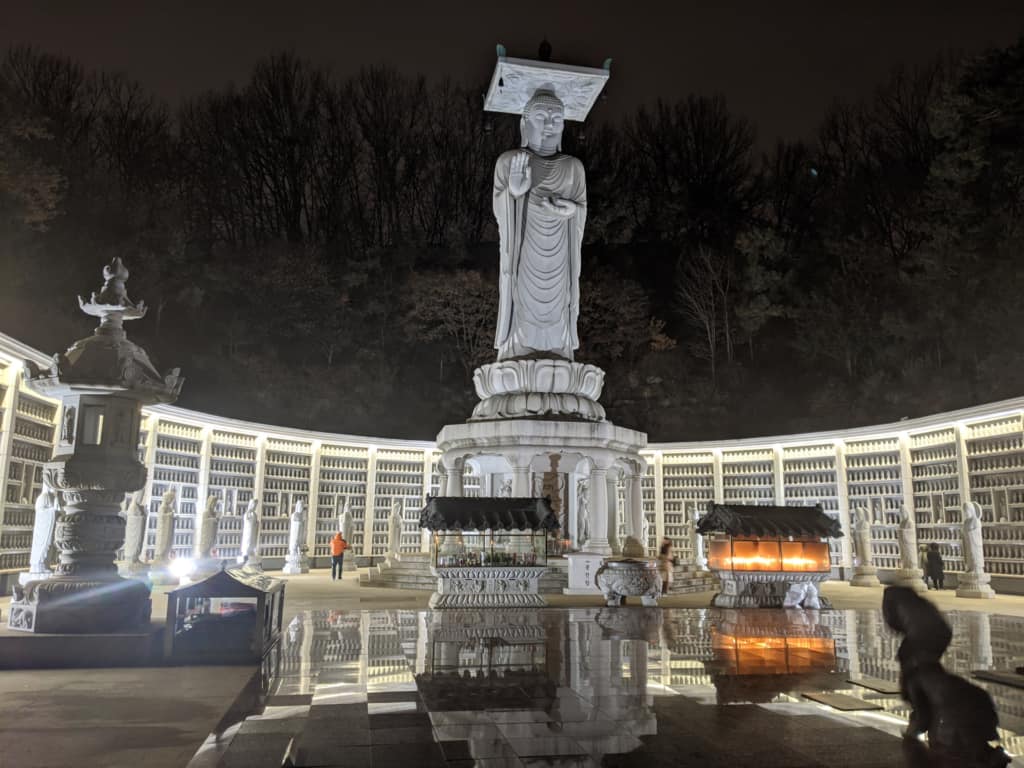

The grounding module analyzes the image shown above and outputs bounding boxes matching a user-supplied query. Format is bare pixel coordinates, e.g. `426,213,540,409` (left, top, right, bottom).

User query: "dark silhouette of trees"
1,40,1022,440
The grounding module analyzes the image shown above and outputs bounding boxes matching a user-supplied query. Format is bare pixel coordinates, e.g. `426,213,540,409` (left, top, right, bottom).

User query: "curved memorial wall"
2,331,1023,593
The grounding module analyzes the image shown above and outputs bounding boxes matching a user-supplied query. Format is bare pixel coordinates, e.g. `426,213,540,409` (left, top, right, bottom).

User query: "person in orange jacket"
330,532,348,581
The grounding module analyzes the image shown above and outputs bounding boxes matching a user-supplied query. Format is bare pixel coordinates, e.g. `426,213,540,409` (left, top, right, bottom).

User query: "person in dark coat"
926,542,945,590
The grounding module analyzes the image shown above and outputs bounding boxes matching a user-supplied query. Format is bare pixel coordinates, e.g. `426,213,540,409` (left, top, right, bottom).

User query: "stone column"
607,474,621,555
446,461,464,497
622,473,646,557
511,459,532,497
584,466,612,555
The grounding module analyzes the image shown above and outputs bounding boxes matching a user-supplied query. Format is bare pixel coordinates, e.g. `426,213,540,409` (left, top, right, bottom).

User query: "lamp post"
8,258,182,633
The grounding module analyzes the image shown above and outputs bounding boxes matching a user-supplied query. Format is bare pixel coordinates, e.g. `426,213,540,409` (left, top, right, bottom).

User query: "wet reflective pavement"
187,607,1024,767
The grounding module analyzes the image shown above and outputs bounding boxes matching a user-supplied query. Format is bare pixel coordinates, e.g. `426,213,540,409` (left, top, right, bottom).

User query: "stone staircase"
669,562,719,594
359,553,435,591
359,553,571,594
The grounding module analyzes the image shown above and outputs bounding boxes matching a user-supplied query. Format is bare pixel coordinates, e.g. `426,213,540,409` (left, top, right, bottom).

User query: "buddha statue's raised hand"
509,151,532,197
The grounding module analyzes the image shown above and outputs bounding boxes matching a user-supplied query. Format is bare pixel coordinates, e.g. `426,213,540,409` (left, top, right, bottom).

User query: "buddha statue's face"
521,93,565,155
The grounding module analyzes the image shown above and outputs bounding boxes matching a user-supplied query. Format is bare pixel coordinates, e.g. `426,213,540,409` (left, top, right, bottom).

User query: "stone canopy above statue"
419,496,559,532
484,53,610,121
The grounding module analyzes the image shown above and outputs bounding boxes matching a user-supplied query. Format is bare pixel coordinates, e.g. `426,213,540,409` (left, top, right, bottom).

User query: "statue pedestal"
563,552,605,595
471,359,606,422
283,552,309,575
18,569,53,587
9,576,151,634
892,568,928,593
343,555,357,572
849,565,881,588
237,554,264,571
957,571,996,599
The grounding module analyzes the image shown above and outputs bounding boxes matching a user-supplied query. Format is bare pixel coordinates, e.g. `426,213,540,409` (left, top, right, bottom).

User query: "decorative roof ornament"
485,44,610,122
23,257,182,401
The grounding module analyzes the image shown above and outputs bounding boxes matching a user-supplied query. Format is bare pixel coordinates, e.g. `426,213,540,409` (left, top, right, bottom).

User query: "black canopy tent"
697,503,843,540
419,496,560,532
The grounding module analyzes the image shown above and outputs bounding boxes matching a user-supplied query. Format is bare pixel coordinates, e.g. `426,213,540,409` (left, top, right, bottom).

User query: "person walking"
925,542,945,590
331,532,348,581
657,540,674,595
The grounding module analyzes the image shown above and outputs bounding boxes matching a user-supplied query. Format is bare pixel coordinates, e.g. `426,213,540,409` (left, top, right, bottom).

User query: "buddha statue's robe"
493,150,587,361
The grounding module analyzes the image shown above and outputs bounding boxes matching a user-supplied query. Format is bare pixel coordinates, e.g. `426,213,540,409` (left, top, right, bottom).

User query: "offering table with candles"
419,496,559,608
697,503,843,609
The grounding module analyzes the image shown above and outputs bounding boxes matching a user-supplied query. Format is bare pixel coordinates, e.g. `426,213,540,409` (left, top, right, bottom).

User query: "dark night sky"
3,1,1022,144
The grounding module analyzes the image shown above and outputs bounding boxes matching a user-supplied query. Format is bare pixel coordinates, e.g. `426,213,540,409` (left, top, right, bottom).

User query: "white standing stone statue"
957,501,995,598
893,504,927,592
119,490,148,576
283,498,309,574
338,496,356,571
19,484,60,586
850,506,880,587
195,494,221,560
387,499,404,565
575,478,589,548
239,499,262,569
151,485,177,567
493,89,586,361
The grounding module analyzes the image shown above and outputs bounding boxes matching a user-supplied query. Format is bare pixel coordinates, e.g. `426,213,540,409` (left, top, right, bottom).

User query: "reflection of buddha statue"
494,90,587,361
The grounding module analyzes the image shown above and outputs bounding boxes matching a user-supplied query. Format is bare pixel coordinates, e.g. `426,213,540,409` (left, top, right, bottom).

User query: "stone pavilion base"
710,572,832,609
850,565,881,588
428,566,548,608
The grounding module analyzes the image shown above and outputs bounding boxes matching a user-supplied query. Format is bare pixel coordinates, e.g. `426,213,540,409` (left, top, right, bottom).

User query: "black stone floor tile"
432,724,503,741
445,759,523,768
368,690,423,703
439,738,520,760
368,711,433,730
236,716,306,735
505,736,586,757
295,743,372,768
369,725,438,744
265,693,314,706
370,743,447,767
429,711,496,726
216,732,293,768
488,710,552,724
299,726,373,747
517,757,598,768
496,722,564,739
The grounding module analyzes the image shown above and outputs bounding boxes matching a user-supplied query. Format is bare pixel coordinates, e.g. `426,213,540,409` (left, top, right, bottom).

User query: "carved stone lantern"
8,258,182,633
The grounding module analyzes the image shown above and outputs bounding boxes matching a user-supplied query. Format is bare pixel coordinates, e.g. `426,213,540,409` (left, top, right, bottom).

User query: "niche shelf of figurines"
207,431,257,560
661,452,714,556
315,445,370,557
844,438,904,516
5,389,57,571
642,463,658,554
908,428,965,572
372,449,426,556
782,444,843,568
261,439,312,517
150,421,203,559
966,417,1024,519
721,449,775,504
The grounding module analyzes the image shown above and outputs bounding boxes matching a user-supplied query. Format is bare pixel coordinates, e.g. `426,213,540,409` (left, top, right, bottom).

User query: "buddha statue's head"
521,89,565,155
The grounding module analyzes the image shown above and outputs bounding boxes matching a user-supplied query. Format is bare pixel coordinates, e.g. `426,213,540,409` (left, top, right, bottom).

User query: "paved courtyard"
2,572,1024,767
